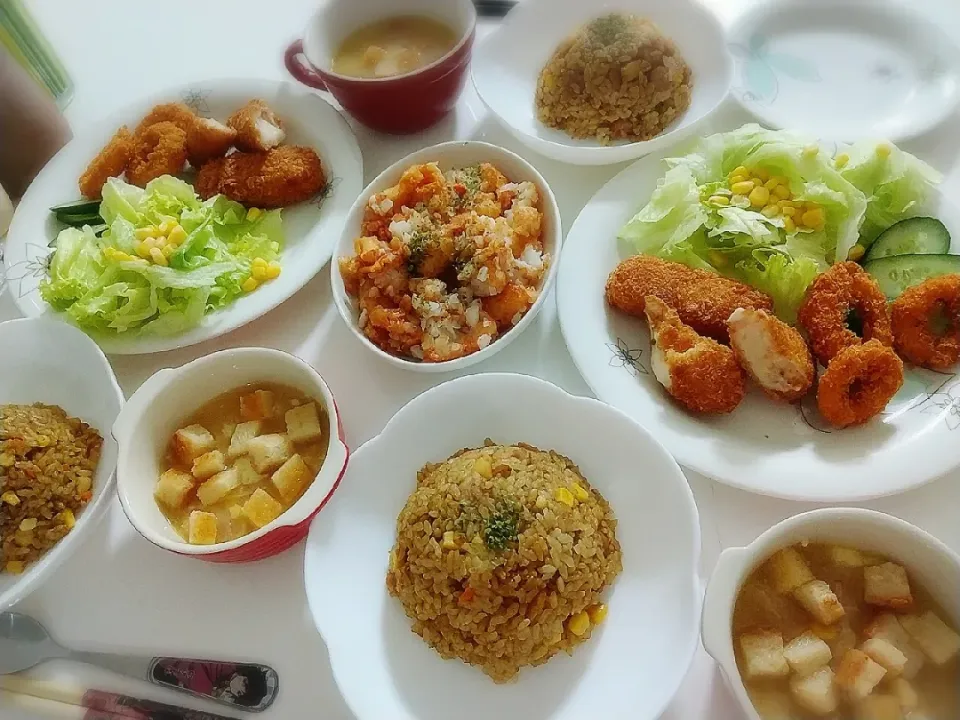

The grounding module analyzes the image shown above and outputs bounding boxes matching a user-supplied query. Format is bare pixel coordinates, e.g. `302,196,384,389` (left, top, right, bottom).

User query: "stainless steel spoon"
0,613,279,713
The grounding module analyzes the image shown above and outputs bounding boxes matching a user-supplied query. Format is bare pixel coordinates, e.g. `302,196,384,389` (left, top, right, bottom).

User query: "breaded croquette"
606,255,774,342
187,117,237,166
126,121,188,187
196,146,325,208
134,102,196,136
227,99,285,152
78,126,134,199
727,308,815,402
644,295,746,415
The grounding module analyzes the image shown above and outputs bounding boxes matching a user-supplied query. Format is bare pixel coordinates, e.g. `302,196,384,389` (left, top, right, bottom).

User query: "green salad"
41,176,284,335
618,124,941,321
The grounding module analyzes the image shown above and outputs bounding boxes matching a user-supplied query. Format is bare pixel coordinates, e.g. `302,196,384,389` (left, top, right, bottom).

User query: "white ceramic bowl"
304,372,701,720
472,0,732,166
701,509,960,720
0,318,123,611
331,141,562,372
113,348,349,563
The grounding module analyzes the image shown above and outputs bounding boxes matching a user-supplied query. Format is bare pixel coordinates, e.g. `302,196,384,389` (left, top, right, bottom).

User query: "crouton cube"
748,689,794,720
828,545,866,567
740,631,790,679
890,678,918,711
172,424,216,464
271,453,310,502
240,389,275,420
228,504,244,521
900,611,960,666
864,615,925,679
233,456,262,486
188,510,218,545
197,467,240,507
864,562,913,610
861,638,908,676
242,488,283,528
154,469,195,509
822,620,858,659
837,648,887,700
784,631,833,676
854,695,903,720
285,402,324,444
794,580,846,625
246,434,292,473
767,547,815,594
191,449,226,480
227,420,261,459
790,666,838,715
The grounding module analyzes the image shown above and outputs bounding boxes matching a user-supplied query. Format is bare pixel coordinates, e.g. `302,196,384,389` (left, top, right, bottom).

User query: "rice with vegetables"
386,441,622,682
0,404,102,574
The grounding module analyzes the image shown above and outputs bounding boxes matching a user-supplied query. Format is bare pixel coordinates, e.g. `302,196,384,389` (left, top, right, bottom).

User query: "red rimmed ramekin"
284,0,476,134
113,348,349,563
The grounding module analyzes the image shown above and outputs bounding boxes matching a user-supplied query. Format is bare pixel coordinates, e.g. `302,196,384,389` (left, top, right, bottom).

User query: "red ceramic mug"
285,0,477,135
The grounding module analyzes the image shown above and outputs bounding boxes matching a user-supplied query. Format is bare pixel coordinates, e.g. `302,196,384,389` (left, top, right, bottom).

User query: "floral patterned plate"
556,137,960,502
2,78,362,355
727,0,960,142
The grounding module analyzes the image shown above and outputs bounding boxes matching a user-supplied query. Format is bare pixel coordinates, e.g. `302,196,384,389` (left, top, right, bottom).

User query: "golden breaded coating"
126,122,188,187
134,102,196,136
606,255,774,342
727,308,815,402
817,340,903,428
644,295,745,414
78,126,134,199
891,274,960,371
196,146,325,208
187,117,237,166
227,99,285,152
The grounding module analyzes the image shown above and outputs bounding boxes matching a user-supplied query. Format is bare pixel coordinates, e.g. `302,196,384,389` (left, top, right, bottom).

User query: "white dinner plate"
556,144,960,502
304,373,701,720
3,78,362,355
728,0,960,142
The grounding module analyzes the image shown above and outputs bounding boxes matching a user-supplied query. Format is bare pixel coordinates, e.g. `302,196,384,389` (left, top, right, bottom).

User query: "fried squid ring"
891,274,960,371
126,122,188,187
816,340,904,428
798,261,893,366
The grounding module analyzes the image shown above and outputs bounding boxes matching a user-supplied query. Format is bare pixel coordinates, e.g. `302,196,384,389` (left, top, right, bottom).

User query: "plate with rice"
471,0,732,165
304,372,700,720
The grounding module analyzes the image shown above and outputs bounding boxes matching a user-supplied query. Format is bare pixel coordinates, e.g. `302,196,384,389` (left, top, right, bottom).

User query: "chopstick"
474,0,516,18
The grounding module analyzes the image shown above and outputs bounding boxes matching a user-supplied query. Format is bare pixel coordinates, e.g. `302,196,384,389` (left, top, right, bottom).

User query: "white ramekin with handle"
701,508,960,719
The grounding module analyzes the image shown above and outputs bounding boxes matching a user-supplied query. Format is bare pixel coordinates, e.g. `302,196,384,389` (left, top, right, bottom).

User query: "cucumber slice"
55,211,104,227
863,254,960,299
865,217,950,261
50,199,102,215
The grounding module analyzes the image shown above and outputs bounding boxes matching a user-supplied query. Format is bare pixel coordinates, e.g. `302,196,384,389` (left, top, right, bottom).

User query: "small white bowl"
0,318,123,611
331,141,562,372
304,372,701,720
113,348,349,563
472,0,732,166
701,508,960,720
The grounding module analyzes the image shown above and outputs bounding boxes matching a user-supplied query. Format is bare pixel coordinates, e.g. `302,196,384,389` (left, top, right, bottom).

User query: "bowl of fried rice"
304,373,701,720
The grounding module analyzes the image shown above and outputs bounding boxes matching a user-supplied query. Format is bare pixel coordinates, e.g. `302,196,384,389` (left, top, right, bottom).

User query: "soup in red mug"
285,0,476,134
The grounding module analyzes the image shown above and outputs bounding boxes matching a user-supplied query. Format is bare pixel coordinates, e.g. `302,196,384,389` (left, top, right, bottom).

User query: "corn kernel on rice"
386,441,622,682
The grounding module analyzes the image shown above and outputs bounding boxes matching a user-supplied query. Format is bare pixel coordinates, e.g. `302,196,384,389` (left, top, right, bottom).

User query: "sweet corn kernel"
1,492,20,506
731,194,747,206
774,184,791,200
571,482,589,502
731,180,755,195
162,243,177,258
167,225,187,245
587,603,608,624
729,165,749,179
149,247,168,266
60,510,76,529
158,219,175,235
729,174,748,186
473,457,492,479
761,204,781,218
802,208,826,228
5,561,24,575
136,242,152,259
442,531,456,550
783,217,796,233
763,178,780,192
802,144,820,159
246,207,263,221
754,168,770,182
780,205,797,217
568,611,590,636
847,245,866,261
19,518,37,532
135,226,157,241
748,186,770,207
265,262,281,280
252,257,268,269
241,277,259,293
554,487,575,507
707,195,730,206
876,143,892,159
252,265,269,281
834,153,850,169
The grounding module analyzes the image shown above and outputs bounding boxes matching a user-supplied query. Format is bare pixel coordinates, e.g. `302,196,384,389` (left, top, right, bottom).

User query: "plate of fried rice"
304,372,700,720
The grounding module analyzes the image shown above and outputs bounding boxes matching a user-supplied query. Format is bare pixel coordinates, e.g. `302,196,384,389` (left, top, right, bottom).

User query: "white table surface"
3,0,960,718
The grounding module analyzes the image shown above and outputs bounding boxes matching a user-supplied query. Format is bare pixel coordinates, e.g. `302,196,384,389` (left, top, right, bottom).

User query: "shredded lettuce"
40,176,284,336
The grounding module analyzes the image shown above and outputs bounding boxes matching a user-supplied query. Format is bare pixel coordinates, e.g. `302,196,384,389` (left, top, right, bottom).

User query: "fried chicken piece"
126,122,188,187
227,99,285,152
187,117,237,166
196,146,325,208
644,295,746,414
134,102,196,136
727,308,815,402
606,255,774,342
78,126,134,199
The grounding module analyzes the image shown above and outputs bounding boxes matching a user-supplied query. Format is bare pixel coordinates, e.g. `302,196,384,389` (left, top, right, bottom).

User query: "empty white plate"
728,0,960,142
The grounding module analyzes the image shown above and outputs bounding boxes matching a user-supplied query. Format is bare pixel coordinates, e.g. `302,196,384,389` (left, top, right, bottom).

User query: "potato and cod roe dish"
734,542,960,719
332,15,458,79
387,441,622,682
154,383,330,545
339,162,548,362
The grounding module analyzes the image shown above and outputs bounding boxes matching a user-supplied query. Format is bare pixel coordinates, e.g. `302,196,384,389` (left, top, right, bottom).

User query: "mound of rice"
386,441,622,682
535,13,693,145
